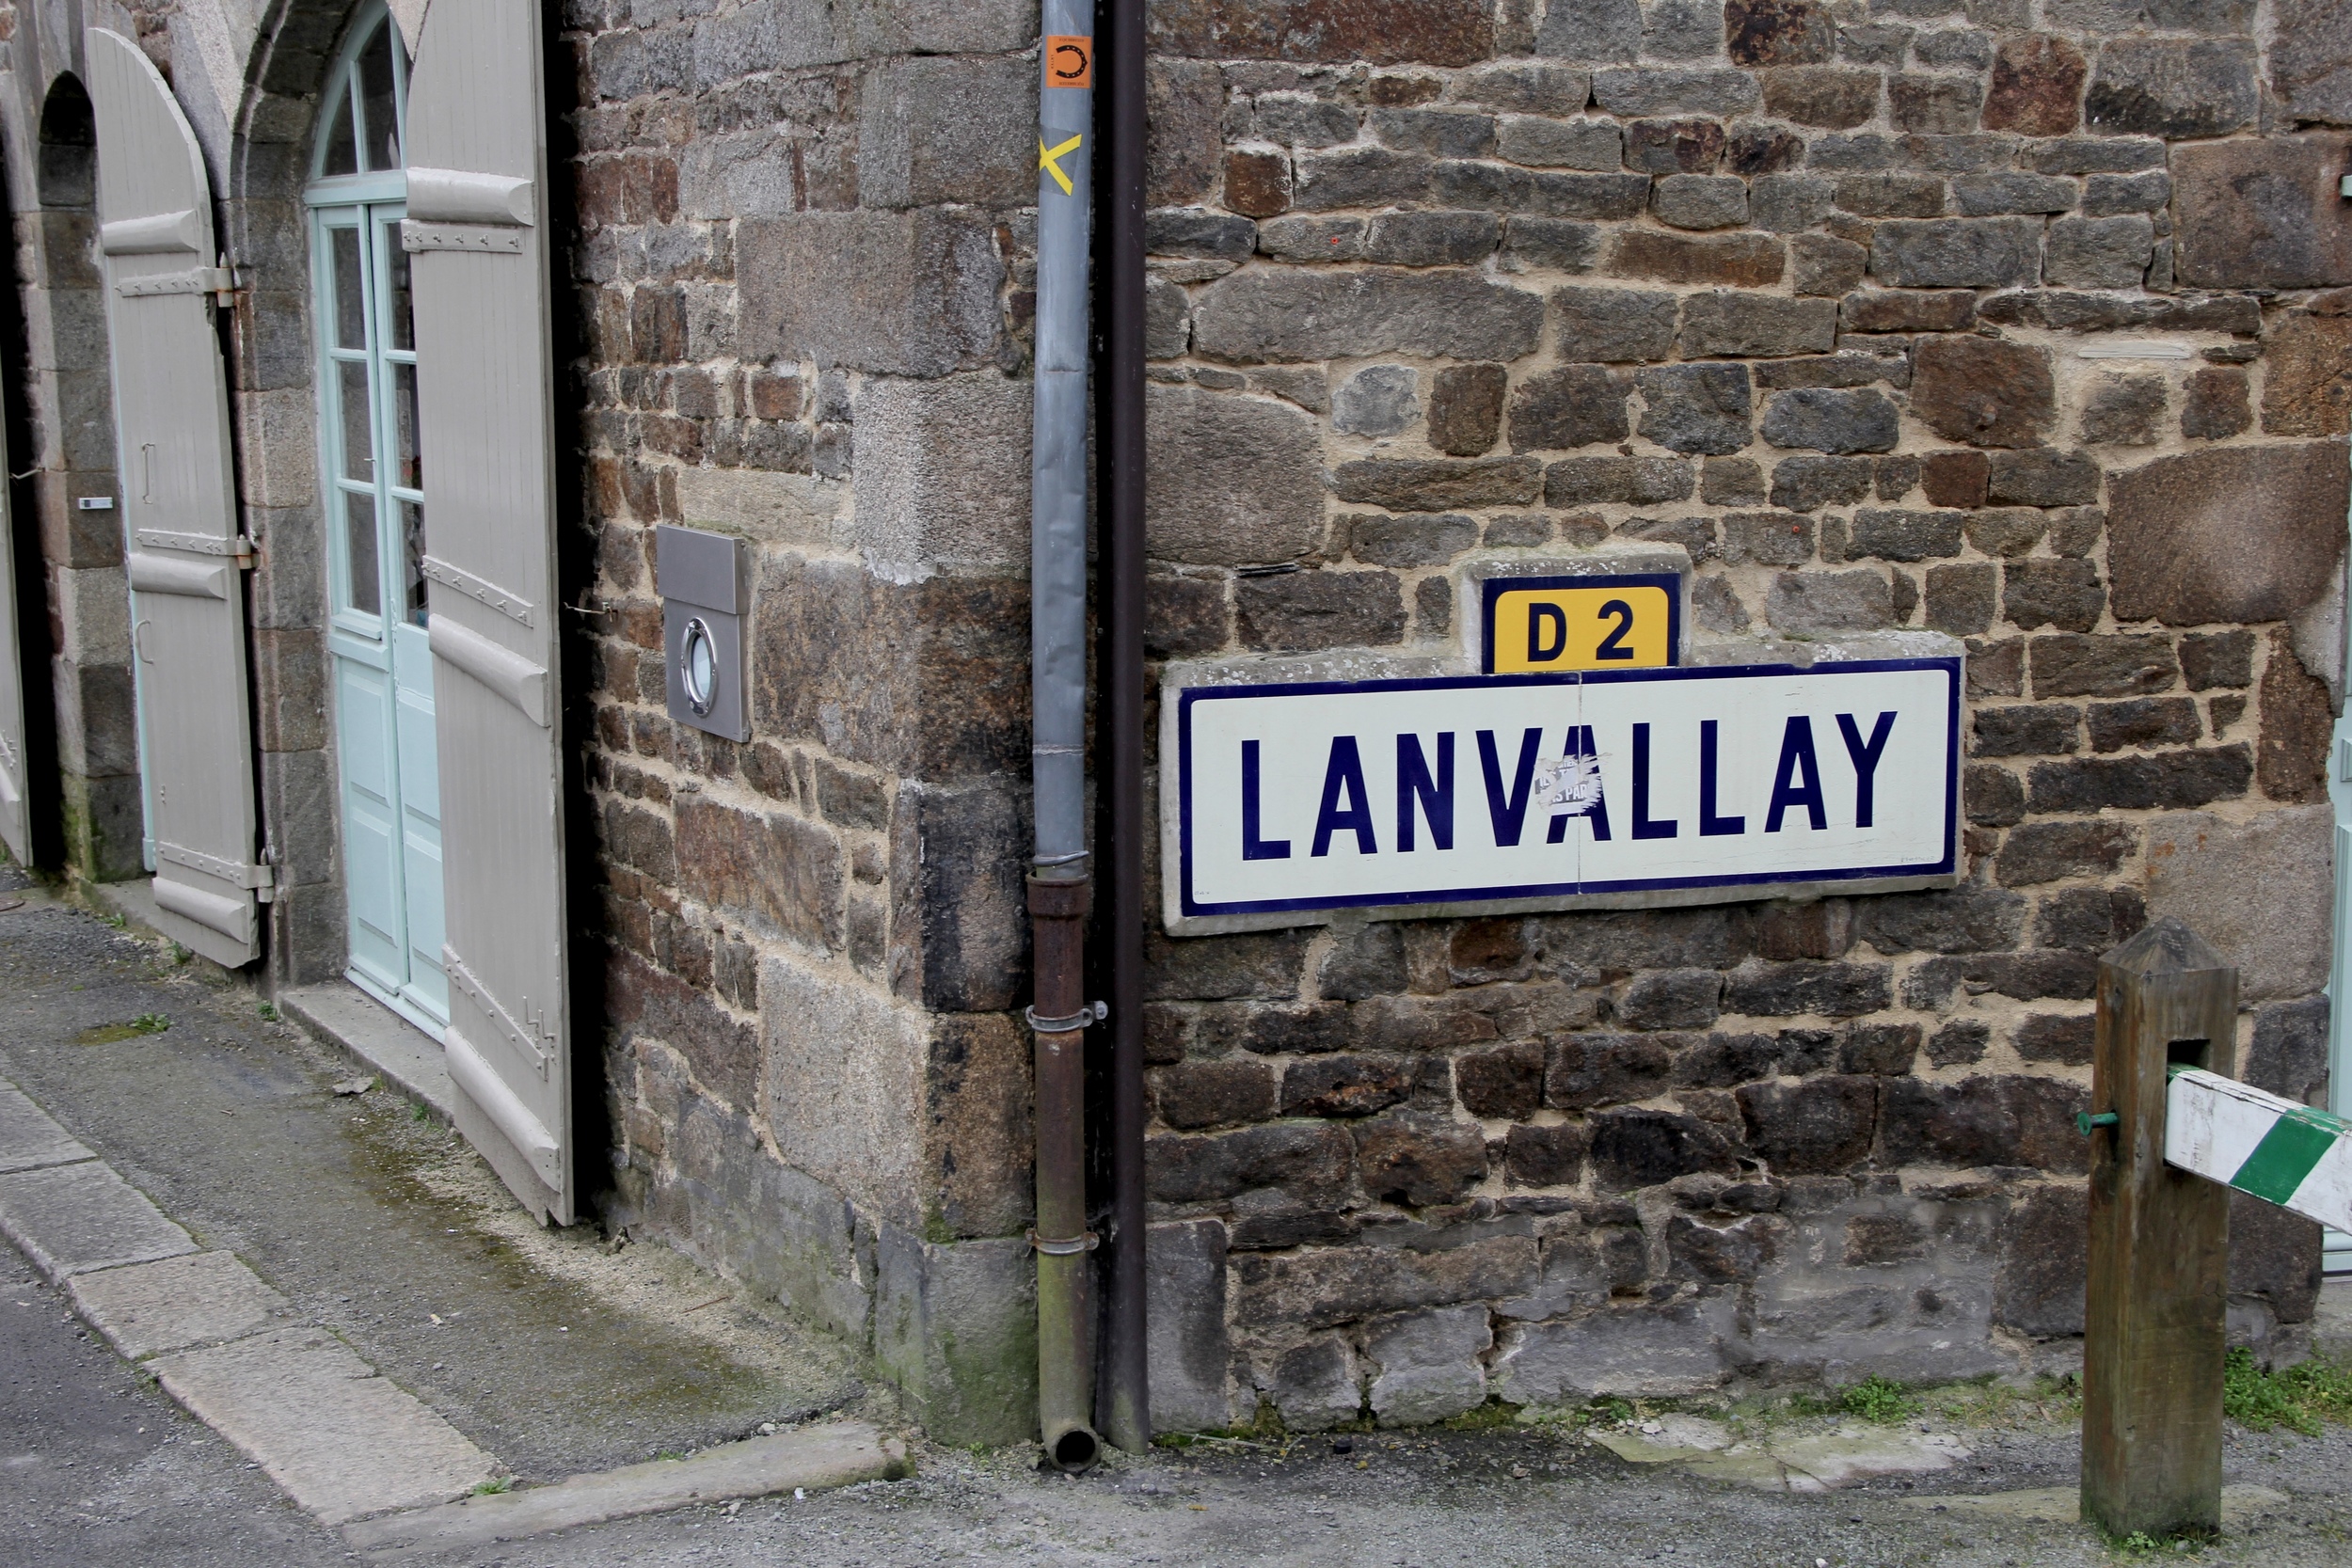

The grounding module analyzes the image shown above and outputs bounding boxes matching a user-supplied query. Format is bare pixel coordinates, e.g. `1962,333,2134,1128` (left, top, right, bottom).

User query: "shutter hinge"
136,528,256,567
154,840,276,896
208,257,244,308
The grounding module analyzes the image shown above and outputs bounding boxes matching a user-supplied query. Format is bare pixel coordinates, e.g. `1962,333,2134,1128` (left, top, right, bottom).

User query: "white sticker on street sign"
1171,658,1959,924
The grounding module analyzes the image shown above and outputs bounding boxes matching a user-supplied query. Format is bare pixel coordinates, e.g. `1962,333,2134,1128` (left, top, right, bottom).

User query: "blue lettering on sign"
1766,716,1827,832
1240,738,1290,861
1311,736,1377,857
1396,733,1455,852
1698,719,1744,837
1249,713,1910,859
1478,728,1545,848
1630,723,1677,841
1837,711,1897,829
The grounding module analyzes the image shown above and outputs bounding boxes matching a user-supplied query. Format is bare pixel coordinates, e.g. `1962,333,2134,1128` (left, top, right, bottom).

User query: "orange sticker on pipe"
1046,35,1093,89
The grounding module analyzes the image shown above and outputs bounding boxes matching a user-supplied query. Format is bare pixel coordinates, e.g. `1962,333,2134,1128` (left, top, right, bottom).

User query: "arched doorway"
307,2,444,1031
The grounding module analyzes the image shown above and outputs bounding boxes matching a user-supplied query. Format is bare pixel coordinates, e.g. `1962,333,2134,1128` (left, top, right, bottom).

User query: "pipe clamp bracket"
1027,1228,1100,1256
1025,1000,1107,1034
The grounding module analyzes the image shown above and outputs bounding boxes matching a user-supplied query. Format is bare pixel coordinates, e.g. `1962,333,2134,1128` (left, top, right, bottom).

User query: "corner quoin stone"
2171,135,2352,291
2106,444,2350,626
738,210,1003,378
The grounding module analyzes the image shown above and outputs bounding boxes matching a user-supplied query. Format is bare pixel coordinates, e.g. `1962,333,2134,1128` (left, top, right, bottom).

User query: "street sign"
2164,1067,2352,1233
1481,572,1679,673
1170,657,1959,925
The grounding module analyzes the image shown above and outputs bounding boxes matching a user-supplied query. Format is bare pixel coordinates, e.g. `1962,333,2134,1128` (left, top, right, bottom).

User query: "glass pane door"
314,196,443,1033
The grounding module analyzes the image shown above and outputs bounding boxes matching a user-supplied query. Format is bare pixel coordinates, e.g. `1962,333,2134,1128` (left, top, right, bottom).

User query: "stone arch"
35,71,94,209
16,68,139,881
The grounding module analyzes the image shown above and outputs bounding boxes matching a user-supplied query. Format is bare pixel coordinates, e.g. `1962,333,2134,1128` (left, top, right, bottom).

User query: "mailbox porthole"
680,616,717,715
656,523,749,742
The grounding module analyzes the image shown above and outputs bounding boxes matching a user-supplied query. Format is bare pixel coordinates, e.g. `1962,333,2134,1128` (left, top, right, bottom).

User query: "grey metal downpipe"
1027,0,1101,1475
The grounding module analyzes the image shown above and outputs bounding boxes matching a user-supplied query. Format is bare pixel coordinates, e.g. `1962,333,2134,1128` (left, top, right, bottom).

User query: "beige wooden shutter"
405,0,575,1223
87,29,266,965
0,428,27,866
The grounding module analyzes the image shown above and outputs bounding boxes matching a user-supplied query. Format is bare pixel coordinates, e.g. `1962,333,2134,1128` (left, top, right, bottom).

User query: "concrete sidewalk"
0,883,904,1543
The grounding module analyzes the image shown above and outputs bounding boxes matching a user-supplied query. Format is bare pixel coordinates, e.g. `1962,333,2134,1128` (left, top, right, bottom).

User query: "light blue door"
311,8,444,1032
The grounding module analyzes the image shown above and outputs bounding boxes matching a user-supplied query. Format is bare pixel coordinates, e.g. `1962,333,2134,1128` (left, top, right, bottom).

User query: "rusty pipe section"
1027,0,1101,1476
1027,874,1098,1472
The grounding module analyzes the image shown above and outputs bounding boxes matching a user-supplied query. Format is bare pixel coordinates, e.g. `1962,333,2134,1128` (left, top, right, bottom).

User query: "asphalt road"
0,1241,344,1568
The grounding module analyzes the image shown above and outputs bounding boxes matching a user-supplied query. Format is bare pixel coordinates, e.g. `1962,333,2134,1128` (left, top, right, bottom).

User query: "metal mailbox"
656,524,750,743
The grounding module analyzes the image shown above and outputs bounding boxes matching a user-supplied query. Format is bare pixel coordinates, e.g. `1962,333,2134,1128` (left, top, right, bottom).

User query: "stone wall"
177,0,2346,1440
1117,0,2347,1430
557,0,1049,1442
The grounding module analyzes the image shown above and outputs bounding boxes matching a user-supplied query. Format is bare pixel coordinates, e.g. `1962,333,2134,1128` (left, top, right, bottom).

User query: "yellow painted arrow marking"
1039,134,1083,196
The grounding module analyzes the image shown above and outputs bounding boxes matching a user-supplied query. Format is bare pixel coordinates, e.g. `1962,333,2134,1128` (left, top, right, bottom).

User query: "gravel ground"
389,1415,2352,1568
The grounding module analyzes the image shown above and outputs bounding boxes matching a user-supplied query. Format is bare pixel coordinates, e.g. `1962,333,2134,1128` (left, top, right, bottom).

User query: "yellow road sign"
1482,574,1680,673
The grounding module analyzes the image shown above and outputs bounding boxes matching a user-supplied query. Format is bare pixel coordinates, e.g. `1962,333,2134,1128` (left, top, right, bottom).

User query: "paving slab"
1592,1418,1973,1492
0,1078,94,1172
70,1248,299,1359
341,1421,909,1554
0,1159,197,1278
151,1324,499,1524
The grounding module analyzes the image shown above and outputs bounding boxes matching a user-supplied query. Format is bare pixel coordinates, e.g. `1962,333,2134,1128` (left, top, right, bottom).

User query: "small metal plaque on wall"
656,524,750,743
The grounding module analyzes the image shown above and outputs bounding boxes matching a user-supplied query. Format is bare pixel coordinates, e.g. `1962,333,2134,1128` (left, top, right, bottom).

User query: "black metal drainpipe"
1096,0,1151,1456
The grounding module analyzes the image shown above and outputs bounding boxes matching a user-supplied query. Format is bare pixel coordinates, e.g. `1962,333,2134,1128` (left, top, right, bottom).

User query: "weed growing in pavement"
1441,1398,1524,1432
1837,1376,1921,1423
74,1013,170,1044
1780,1376,1919,1425
472,1477,512,1495
2106,1526,2210,1559
2223,1349,2352,1434
257,1002,279,1022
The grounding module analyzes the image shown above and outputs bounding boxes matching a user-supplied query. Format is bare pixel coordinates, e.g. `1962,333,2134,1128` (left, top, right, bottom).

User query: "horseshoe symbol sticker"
1045,35,1092,89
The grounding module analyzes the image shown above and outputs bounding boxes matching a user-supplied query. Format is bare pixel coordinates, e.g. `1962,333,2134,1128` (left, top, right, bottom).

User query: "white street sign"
1169,658,1960,927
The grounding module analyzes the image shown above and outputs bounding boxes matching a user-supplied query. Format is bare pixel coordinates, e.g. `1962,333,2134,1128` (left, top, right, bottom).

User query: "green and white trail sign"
2165,1067,2352,1233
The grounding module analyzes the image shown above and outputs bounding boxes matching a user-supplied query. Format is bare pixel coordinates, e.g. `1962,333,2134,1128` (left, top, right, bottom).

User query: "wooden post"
2082,916,2237,1539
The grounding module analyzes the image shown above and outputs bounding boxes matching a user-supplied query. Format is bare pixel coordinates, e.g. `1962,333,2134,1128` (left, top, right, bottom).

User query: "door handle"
134,617,153,664
140,443,155,503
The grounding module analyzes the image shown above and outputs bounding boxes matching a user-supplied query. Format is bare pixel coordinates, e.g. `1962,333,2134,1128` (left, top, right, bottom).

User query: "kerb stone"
151,1327,496,1524
69,1250,294,1360
0,1080,94,1173
1491,1294,1736,1403
0,1161,196,1279
1147,1220,1235,1433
